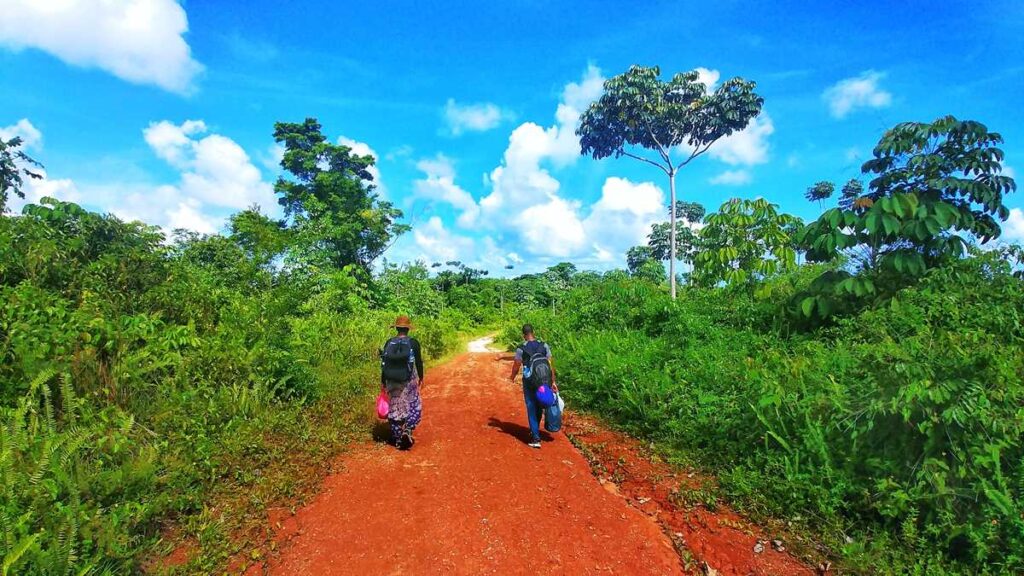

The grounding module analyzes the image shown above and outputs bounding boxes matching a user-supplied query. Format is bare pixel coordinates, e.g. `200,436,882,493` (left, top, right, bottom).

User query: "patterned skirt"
385,372,422,438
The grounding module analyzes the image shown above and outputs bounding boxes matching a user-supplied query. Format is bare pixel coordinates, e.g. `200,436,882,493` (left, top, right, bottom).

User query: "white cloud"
144,119,207,166
258,142,286,172
478,65,605,255
695,67,720,90
0,119,77,214
412,216,476,262
0,118,43,149
12,120,275,234
398,67,678,270
582,177,665,259
3,167,82,214
338,136,385,197
413,154,479,227
708,112,774,166
166,196,218,235
845,147,862,162
517,196,588,257
444,99,510,135
709,169,752,186
0,0,203,94
824,71,892,119
1003,208,1024,244
1003,164,1015,179
144,120,276,211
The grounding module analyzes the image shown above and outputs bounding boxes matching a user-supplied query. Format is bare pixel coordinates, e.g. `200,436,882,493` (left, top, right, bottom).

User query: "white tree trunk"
669,170,677,300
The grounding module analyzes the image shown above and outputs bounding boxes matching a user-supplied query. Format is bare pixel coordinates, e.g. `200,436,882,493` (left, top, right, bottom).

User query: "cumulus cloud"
444,99,511,135
338,136,385,196
412,216,477,262
3,168,82,214
517,196,588,257
0,118,43,148
709,169,752,186
1003,208,1024,244
823,71,892,119
422,67,673,267
413,154,479,227
0,0,203,94
143,120,276,211
0,119,79,214
397,67,683,269
708,112,774,166
695,67,720,90
582,177,665,258
478,65,605,255
165,195,218,235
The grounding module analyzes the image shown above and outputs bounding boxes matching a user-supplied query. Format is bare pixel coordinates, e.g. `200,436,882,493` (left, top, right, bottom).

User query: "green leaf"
882,214,899,235
800,296,815,317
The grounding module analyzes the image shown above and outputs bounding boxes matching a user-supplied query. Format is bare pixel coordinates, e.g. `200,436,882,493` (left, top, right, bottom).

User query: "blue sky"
2,0,1022,275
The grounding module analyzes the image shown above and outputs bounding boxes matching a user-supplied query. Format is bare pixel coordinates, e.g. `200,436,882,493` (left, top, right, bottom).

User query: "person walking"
380,316,424,450
509,324,557,449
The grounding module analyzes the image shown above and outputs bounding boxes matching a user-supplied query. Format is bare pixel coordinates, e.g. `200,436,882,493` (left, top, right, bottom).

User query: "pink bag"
376,388,390,419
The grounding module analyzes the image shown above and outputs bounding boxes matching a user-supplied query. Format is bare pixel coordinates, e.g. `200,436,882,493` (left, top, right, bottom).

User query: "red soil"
254,348,815,575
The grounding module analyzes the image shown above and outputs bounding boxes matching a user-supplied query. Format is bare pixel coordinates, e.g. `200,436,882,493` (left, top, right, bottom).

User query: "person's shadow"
487,417,553,443
371,420,392,444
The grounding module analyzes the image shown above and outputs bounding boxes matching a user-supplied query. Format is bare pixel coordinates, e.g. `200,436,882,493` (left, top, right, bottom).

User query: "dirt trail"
262,337,812,575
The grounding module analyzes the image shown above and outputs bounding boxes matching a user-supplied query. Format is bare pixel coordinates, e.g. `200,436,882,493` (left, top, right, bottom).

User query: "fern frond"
1,532,39,576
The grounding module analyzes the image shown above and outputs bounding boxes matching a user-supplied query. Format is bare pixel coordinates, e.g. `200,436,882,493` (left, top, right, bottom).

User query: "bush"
0,202,480,574
508,253,1024,573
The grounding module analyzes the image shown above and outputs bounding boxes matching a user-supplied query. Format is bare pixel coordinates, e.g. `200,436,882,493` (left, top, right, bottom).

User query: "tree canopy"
577,65,763,298
796,116,1017,318
273,118,408,271
693,198,802,287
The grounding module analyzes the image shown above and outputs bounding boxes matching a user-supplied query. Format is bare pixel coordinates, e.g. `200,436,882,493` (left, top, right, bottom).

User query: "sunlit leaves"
578,65,763,166
692,198,802,287
796,117,1017,320
272,118,408,272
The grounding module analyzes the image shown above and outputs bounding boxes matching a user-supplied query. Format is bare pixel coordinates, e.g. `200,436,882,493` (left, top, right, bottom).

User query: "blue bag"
544,393,563,433
535,384,555,408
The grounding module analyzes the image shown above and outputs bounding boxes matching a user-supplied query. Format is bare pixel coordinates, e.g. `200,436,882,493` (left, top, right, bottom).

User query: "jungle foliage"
508,116,1022,573
0,122,508,574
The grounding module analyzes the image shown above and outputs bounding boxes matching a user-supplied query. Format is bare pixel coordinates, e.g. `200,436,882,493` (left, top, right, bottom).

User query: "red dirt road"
267,345,680,575
264,342,814,575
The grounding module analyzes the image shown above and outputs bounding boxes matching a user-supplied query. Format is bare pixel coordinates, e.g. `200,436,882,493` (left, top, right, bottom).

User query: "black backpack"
521,340,552,390
381,337,413,382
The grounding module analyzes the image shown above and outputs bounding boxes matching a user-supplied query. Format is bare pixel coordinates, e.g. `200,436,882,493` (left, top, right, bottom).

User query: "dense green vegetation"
503,251,1023,573
0,122,508,574
3,86,1021,575
501,116,1022,573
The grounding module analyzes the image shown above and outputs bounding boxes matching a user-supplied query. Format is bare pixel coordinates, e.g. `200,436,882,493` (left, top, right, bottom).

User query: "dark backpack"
381,337,413,382
521,340,552,390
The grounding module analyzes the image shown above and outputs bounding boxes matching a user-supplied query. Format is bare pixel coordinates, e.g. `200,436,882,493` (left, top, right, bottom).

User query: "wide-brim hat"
393,315,412,329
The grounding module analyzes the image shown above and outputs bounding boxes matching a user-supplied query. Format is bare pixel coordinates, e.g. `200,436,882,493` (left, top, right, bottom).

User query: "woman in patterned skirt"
380,316,424,450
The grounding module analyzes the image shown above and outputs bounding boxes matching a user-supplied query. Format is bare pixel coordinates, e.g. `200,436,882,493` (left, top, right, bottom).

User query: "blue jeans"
522,385,544,442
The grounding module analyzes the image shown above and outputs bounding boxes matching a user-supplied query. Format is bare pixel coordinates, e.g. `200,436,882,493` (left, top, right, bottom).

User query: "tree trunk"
669,170,677,300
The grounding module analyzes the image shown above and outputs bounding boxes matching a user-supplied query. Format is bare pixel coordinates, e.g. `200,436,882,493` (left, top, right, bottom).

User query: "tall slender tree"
577,65,763,298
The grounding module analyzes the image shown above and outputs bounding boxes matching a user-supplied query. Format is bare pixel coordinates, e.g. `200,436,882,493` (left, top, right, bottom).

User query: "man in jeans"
509,324,557,449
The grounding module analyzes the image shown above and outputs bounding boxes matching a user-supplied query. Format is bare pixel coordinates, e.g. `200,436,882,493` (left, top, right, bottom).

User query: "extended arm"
510,346,523,382
509,359,522,382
